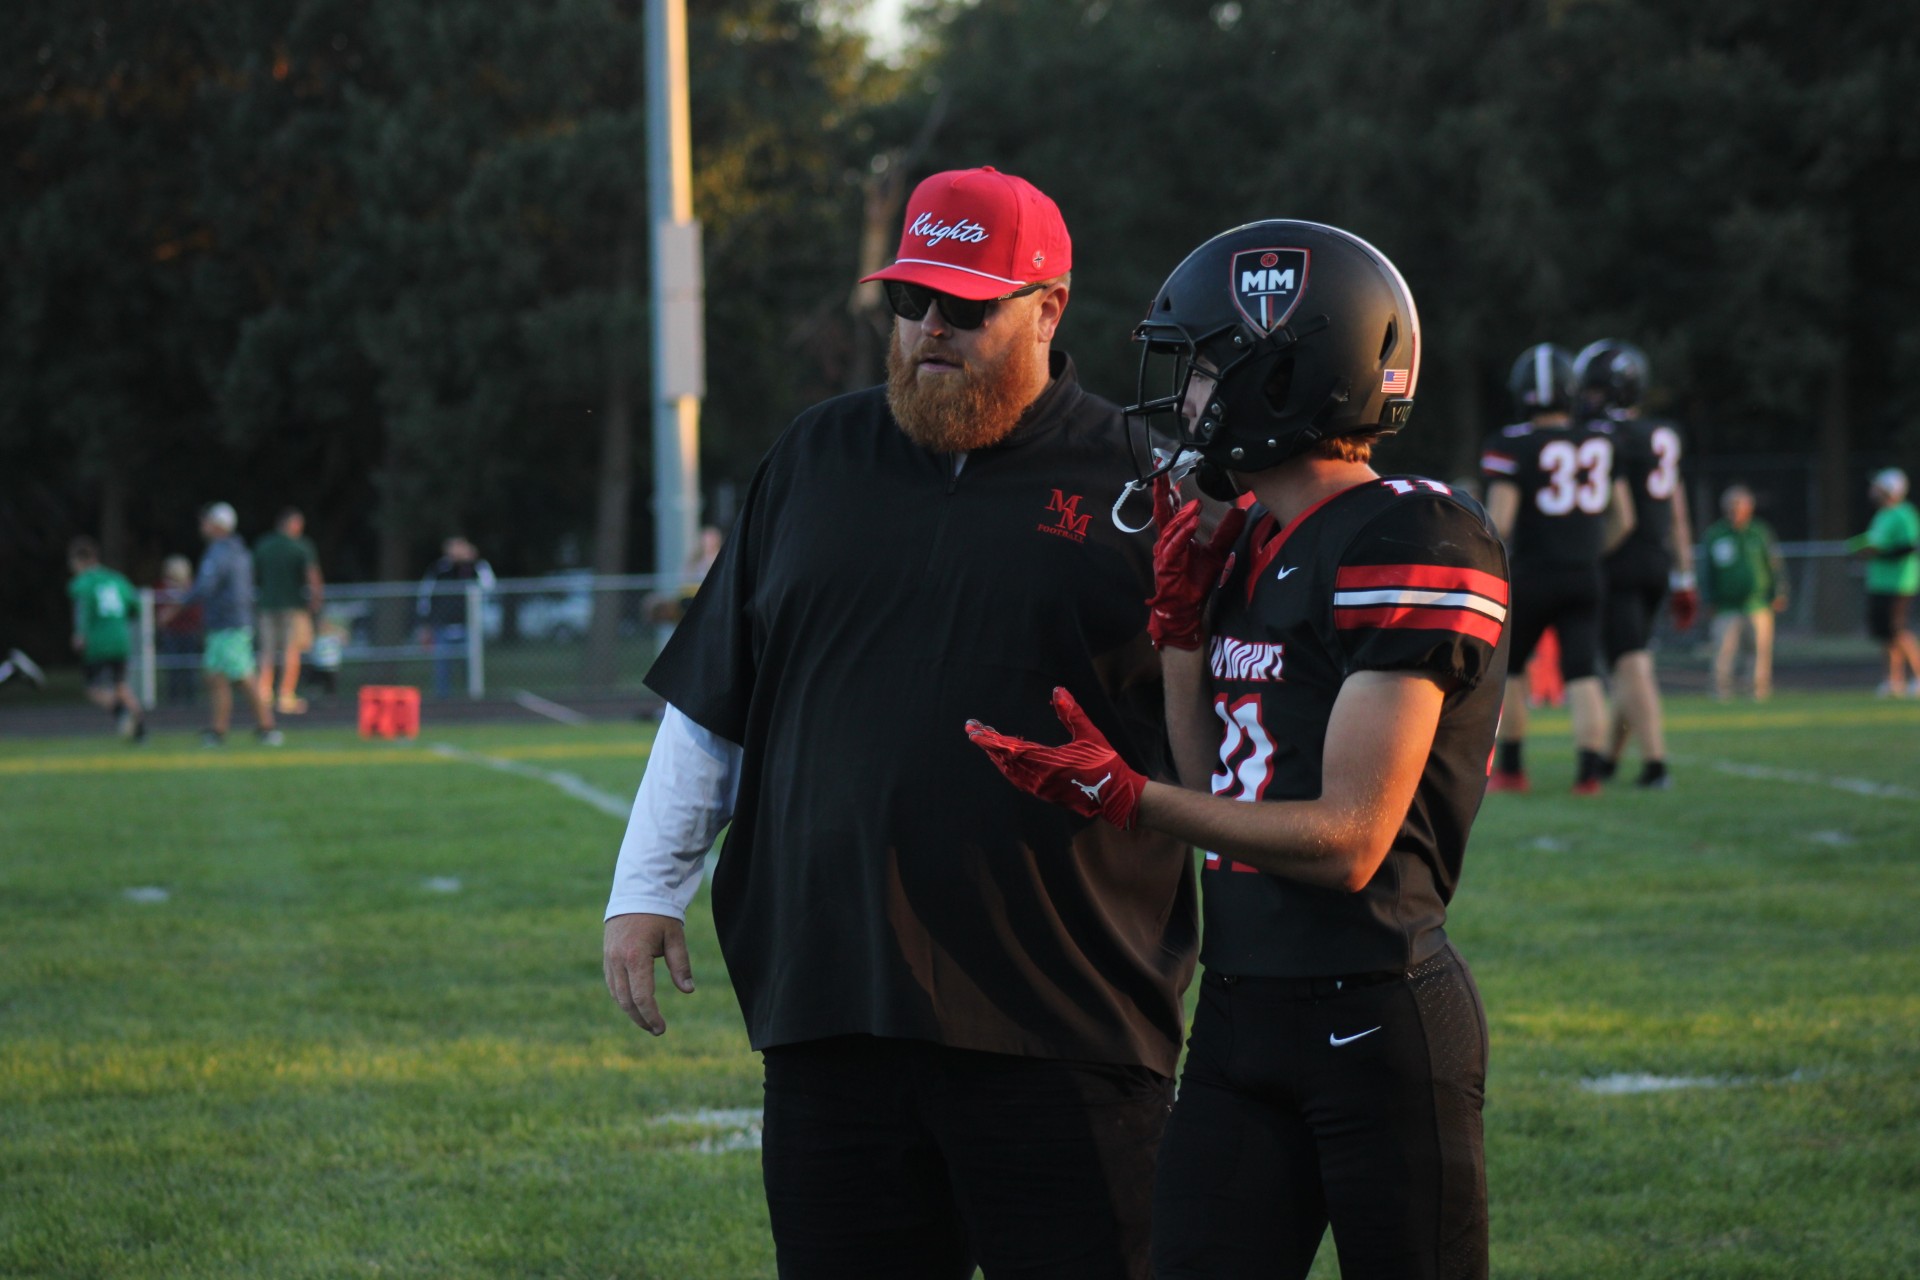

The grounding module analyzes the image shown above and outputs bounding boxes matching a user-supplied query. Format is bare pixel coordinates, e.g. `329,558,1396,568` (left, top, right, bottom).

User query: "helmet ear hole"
1263,355,1296,414
1379,319,1397,363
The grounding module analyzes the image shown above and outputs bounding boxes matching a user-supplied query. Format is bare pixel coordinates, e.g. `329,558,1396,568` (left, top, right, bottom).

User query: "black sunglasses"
883,280,1046,330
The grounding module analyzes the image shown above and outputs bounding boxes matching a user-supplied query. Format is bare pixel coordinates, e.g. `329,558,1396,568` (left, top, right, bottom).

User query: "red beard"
886,328,1046,453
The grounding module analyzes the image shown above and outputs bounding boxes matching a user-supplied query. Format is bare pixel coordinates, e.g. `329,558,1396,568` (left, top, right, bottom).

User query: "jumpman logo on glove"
966,689,1145,830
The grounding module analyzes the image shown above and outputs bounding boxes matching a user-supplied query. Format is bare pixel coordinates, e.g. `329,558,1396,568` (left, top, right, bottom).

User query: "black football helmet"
1507,343,1576,417
1573,339,1650,411
1124,220,1421,477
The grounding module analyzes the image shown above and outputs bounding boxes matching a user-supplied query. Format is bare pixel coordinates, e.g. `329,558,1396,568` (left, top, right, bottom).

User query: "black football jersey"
1480,419,1620,571
1199,476,1510,977
1601,412,1683,583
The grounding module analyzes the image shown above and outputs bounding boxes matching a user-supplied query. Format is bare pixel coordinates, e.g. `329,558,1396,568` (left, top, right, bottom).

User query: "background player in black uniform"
1574,340,1697,789
1480,344,1635,794
970,221,1506,1279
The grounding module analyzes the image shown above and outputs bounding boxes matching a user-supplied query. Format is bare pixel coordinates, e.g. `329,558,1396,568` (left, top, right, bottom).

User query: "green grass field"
3,694,1918,1277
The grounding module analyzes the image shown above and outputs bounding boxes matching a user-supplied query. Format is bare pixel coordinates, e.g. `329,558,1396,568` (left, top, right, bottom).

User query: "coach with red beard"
603,167,1194,1278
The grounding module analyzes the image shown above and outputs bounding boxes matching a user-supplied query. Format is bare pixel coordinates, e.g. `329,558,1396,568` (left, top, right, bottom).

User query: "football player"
1480,344,1635,794
1574,340,1696,788
970,220,1506,1279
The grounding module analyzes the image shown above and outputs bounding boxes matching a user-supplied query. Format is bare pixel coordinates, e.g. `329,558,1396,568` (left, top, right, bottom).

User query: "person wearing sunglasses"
604,166,1194,1279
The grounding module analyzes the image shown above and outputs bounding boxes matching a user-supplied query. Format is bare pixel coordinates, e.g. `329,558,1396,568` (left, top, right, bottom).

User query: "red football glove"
1668,573,1698,631
965,687,1146,830
1147,475,1248,651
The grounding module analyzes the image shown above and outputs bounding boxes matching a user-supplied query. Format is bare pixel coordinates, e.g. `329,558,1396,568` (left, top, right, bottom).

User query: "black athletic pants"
1152,946,1489,1280
1509,565,1604,678
760,1034,1171,1279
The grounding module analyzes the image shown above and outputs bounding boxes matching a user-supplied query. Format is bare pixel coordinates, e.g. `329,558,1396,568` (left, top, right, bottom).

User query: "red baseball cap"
860,167,1072,301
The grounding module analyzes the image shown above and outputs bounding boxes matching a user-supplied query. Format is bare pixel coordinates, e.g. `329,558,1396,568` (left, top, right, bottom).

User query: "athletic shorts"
1602,579,1667,662
1153,946,1488,1280
203,628,257,680
1867,592,1914,642
1506,565,1603,679
83,659,128,690
256,608,313,660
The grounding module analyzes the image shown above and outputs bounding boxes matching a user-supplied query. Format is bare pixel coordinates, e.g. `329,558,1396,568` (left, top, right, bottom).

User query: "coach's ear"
1036,281,1069,344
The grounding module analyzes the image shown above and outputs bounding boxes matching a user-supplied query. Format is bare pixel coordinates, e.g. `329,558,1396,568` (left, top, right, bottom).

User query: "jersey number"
1536,438,1614,516
94,586,126,618
1211,694,1275,802
1647,426,1680,500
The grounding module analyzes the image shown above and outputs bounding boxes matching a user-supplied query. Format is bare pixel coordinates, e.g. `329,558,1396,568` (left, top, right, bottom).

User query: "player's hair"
1310,433,1379,464
1721,484,1754,514
277,506,303,527
68,536,100,565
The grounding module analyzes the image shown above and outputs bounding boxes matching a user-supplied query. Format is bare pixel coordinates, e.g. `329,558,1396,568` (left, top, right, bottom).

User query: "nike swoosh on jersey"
1275,566,1298,579
1328,1027,1381,1047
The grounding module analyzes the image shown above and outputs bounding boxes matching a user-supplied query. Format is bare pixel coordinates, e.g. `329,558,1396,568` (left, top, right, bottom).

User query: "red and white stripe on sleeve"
1332,563,1509,647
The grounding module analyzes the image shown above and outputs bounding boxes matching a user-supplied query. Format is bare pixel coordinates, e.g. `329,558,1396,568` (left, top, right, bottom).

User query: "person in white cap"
165,502,281,746
1848,467,1920,695
602,167,1192,1277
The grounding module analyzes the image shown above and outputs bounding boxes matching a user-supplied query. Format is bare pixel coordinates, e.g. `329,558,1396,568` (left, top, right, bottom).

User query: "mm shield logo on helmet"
1230,248,1309,334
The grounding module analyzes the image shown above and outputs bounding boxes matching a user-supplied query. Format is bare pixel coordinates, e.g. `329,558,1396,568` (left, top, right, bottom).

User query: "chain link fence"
132,573,687,711
122,549,1892,713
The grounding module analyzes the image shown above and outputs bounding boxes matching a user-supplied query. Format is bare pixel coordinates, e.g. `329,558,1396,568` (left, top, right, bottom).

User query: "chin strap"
1113,447,1203,533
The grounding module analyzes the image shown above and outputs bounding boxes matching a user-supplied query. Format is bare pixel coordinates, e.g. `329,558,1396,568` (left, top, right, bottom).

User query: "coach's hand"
604,912,696,1037
966,687,1147,830
1147,475,1246,650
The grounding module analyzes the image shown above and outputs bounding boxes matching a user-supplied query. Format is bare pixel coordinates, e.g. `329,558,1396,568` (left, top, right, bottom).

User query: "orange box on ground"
357,686,421,739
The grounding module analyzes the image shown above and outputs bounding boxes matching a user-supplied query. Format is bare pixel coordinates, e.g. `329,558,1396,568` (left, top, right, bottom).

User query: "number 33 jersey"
1481,419,1619,570
1200,477,1511,977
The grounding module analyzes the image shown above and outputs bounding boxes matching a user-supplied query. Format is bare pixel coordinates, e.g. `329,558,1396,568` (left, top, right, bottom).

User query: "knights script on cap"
909,213,990,247
861,166,1073,302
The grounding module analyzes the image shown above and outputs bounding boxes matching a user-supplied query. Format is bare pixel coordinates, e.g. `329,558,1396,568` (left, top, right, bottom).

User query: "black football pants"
1152,946,1489,1280
760,1034,1171,1279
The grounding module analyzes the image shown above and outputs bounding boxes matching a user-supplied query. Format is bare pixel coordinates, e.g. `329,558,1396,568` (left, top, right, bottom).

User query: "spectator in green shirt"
1697,484,1787,701
1847,467,1920,696
253,507,323,715
66,537,146,742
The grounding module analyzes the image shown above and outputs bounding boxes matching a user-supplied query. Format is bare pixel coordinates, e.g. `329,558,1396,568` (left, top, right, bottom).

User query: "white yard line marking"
1580,1071,1808,1096
428,743,631,819
512,690,592,726
1675,755,1920,802
650,1107,764,1153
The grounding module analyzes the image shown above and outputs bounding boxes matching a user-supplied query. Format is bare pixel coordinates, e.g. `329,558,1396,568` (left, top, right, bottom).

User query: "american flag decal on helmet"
1333,564,1508,647
1381,368,1410,394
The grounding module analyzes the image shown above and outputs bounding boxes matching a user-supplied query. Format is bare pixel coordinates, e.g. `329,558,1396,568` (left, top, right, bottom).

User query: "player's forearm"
1136,782,1376,892
1140,671,1445,893
1602,481,1636,554
1160,645,1218,791
1485,482,1519,542
1670,487,1695,575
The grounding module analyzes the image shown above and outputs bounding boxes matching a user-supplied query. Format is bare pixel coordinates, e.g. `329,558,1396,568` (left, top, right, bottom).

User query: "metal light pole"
646,0,703,608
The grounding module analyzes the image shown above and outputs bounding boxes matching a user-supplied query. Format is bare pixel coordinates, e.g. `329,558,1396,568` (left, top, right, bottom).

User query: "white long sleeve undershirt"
604,704,743,922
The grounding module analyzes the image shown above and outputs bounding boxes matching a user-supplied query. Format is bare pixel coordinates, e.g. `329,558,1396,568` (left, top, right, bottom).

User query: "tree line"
4,0,1915,656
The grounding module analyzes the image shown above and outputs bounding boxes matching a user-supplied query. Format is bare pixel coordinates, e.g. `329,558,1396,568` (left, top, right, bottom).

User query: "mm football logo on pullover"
1040,490,1091,543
